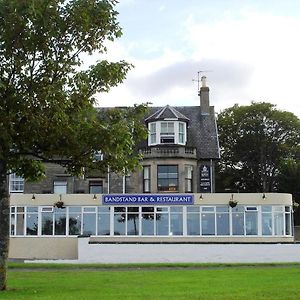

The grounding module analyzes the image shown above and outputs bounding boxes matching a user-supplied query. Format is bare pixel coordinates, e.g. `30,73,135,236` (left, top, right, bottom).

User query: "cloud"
97,8,300,117
126,59,253,98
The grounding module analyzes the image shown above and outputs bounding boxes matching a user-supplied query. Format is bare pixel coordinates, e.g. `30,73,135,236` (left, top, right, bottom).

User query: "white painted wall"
77,238,300,263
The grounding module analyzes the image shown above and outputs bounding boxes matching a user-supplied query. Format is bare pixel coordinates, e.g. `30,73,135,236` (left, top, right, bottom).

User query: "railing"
139,146,197,159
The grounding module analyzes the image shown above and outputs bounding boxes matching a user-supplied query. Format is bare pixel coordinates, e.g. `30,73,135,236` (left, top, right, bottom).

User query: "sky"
92,0,300,117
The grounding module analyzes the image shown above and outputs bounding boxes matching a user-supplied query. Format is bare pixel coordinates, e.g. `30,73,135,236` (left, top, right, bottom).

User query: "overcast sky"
92,0,300,117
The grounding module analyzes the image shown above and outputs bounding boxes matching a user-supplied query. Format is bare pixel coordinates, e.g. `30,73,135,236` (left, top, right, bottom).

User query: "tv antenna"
192,70,213,91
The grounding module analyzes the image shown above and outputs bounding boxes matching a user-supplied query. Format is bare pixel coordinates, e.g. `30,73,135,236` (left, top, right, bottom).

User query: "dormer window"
148,121,187,146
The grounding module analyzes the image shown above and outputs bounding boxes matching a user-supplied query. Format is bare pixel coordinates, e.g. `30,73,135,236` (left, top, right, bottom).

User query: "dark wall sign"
200,165,211,192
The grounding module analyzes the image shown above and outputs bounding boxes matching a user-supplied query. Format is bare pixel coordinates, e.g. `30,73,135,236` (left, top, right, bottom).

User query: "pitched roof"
141,105,220,160
145,105,189,122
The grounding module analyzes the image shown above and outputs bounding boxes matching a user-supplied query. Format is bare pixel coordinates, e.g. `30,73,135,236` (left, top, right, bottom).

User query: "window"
53,181,67,194
98,207,110,235
82,207,96,235
89,181,103,194
216,206,230,235
185,165,193,192
160,122,175,143
245,206,258,235
93,151,103,162
262,206,272,235
179,122,185,144
143,166,151,193
148,121,187,146
149,123,156,144
157,165,178,192
9,173,24,193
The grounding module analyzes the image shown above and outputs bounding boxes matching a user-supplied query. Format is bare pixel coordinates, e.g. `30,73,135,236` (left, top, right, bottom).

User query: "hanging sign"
200,165,211,192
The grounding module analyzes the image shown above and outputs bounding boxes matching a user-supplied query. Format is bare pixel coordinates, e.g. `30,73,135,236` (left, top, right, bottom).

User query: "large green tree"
0,0,147,290
278,158,300,224
216,102,300,193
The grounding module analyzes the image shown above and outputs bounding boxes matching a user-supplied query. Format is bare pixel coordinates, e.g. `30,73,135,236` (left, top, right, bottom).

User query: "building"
8,77,294,261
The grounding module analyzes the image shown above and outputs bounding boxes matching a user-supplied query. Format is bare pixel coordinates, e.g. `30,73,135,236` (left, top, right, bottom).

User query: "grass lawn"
1,264,300,299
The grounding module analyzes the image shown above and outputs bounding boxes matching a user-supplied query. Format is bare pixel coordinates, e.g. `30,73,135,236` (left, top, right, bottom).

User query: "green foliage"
278,158,300,224
216,102,300,193
0,0,148,291
0,0,148,179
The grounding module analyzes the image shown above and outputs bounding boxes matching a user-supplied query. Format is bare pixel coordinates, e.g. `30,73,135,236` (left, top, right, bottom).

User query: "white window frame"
9,173,24,193
148,121,187,146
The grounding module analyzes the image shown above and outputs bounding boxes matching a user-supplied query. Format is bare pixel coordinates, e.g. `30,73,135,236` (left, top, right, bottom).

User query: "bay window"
148,121,187,146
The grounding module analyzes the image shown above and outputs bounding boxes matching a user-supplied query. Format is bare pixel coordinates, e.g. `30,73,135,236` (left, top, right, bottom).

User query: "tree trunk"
0,160,9,291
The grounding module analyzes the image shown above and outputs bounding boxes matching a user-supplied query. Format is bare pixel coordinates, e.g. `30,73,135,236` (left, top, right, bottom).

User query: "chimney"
199,76,210,114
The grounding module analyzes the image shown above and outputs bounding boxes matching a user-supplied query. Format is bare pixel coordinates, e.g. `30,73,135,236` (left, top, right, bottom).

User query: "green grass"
1,264,300,299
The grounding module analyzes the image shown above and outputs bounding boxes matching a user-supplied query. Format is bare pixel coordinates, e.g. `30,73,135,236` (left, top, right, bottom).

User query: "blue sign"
102,194,194,205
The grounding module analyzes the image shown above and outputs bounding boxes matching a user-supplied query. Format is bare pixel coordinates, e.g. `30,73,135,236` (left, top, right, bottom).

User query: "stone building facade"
10,76,220,196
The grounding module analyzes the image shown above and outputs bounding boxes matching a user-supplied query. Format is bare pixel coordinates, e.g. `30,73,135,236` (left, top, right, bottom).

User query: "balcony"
139,146,197,159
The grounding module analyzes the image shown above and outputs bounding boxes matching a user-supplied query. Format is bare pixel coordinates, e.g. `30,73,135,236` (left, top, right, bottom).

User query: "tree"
0,0,148,290
278,158,300,224
216,102,300,193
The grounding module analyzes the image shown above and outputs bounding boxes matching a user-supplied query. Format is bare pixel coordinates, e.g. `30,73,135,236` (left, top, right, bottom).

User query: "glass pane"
156,207,168,212
232,206,244,212
26,213,38,235
55,214,66,235
16,213,25,235
143,166,150,178
83,207,96,212
127,214,139,235
156,213,169,235
27,207,38,213
187,207,200,213
89,185,103,194
142,207,154,213
69,213,81,235
114,213,126,235
83,213,96,235
245,212,258,235
69,207,81,213
170,213,183,235
98,207,110,213
42,213,53,235
128,207,139,213
53,182,67,194
274,213,284,235
150,123,156,132
187,213,200,235
114,207,126,213
142,214,155,235
10,214,15,235
216,213,230,235
216,206,229,213
202,207,214,212
98,214,110,235
170,207,182,213
285,213,291,235
262,206,272,213
262,213,272,235
201,213,215,235
273,206,284,212
179,123,184,133
232,213,244,235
